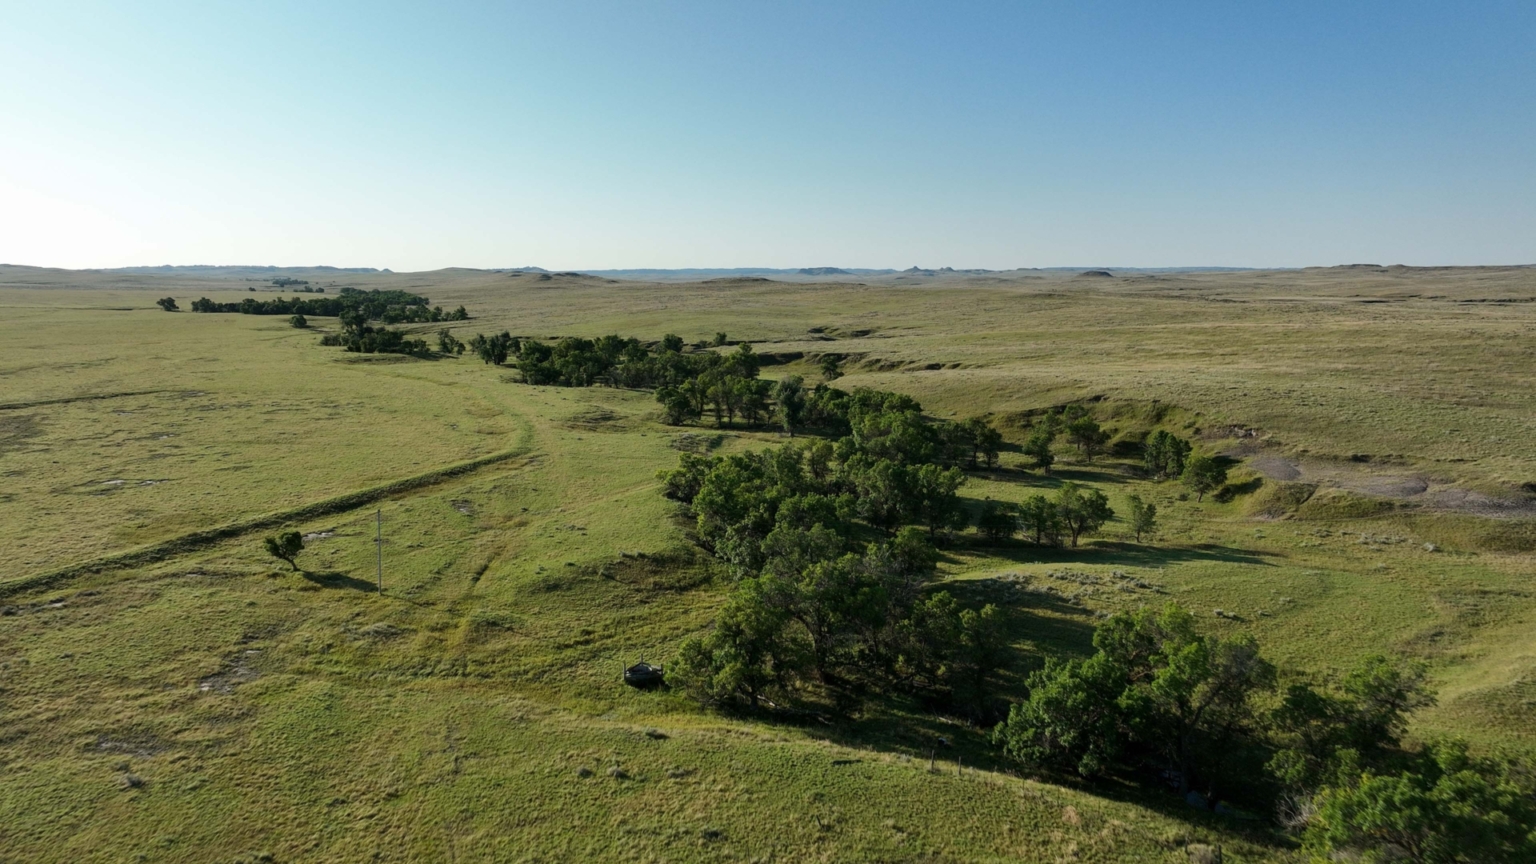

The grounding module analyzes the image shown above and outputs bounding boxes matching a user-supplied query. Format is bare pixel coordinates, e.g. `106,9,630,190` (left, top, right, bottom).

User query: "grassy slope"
2,267,1533,861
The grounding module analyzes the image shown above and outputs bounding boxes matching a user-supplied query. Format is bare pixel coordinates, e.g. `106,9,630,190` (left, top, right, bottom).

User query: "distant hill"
101,265,390,278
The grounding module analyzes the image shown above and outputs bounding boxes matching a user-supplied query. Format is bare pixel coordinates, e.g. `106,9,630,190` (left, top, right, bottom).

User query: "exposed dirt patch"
1247,456,1301,481
198,650,262,694
1243,452,1536,518
1354,475,1430,498
94,732,169,758
1423,487,1536,518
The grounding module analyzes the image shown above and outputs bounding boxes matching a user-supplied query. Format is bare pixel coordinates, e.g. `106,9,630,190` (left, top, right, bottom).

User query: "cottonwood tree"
156,297,179,311
1055,482,1114,547
995,603,1275,805
1304,742,1536,864
1018,494,1062,545
1182,454,1228,502
773,375,807,435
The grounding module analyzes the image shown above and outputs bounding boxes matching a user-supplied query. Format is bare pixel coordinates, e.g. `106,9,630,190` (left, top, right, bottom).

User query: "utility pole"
375,508,383,593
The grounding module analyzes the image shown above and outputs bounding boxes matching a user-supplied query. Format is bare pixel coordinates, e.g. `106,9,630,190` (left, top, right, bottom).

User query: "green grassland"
2,265,1534,862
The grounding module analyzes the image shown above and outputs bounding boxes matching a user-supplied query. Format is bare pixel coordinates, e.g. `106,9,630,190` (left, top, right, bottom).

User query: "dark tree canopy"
263,531,304,571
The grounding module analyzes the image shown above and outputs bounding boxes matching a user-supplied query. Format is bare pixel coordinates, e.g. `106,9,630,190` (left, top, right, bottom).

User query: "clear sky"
3,1,1533,271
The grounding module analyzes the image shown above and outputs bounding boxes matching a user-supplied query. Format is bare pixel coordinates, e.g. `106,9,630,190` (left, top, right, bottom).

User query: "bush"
263,531,304,570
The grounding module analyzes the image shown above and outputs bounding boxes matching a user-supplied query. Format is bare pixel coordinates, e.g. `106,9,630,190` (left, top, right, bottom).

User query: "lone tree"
1127,494,1157,542
1182,454,1227,502
818,354,843,381
156,297,179,312
1065,416,1110,461
263,531,305,571
289,313,308,328
1055,482,1114,547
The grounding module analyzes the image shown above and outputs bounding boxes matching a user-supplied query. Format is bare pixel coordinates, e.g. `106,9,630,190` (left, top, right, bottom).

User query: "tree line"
189,287,467,324
995,604,1535,861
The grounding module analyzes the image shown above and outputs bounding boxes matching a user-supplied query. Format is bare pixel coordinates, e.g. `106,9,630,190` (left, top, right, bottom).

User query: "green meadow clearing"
1,264,1534,862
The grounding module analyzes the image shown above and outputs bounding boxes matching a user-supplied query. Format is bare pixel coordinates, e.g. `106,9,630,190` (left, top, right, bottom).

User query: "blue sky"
3,1,1532,270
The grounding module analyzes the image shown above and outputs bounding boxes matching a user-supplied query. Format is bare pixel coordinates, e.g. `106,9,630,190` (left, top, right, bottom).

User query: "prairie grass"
2,265,1534,861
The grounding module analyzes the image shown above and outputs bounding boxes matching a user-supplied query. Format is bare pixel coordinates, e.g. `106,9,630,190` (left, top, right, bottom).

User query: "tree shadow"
975,539,1279,568
740,596,1101,772
970,464,1137,489
301,570,381,592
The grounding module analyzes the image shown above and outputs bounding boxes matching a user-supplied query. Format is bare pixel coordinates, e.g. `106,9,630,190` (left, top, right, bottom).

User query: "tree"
1055,482,1113,547
1023,427,1055,473
819,354,843,381
1109,605,1274,799
713,331,728,347
263,531,304,571
975,500,1018,542
658,387,695,425
289,314,308,328
660,333,684,353
1143,430,1192,479
449,305,469,321
997,603,1275,802
959,417,1003,468
1304,743,1536,864
773,375,807,435
1018,494,1062,545
994,652,1129,777
846,458,917,534
1127,494,1157,542
1182,453,1227,502
156,297,179,312
1065,416,1110,461
437,330,465,355
1267,654,1438,798
911,463,967,537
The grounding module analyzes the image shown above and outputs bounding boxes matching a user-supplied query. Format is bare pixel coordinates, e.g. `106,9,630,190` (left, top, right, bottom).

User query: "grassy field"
2,264,1533,861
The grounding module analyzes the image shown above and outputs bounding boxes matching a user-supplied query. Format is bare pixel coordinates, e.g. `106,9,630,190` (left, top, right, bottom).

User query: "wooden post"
375,509,383,593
